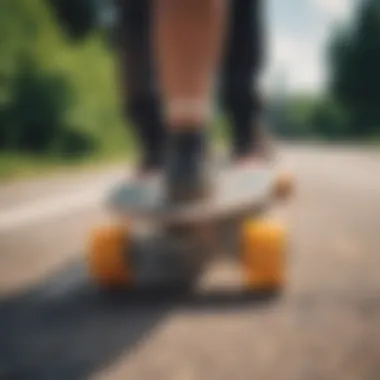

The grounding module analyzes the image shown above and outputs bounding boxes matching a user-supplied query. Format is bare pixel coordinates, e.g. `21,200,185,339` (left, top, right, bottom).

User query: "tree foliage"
48,0,100,41
328,0,380,137
0,0,126,157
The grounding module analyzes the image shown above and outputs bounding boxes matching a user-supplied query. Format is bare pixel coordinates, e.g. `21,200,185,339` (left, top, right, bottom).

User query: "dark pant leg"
115,0,165,168
220,0,265,156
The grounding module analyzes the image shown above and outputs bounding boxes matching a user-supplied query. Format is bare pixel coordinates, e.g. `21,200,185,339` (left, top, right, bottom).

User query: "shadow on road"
0,259,279,380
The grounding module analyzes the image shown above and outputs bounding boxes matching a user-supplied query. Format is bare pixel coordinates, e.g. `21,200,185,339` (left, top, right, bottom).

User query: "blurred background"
0,0,129,179
1,0,379,179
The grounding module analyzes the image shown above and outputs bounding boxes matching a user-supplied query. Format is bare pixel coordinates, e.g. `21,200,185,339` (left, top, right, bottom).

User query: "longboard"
107,161,280,226
89,159,292,291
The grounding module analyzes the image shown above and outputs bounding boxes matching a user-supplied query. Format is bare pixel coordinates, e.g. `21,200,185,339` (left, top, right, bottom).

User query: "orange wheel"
241,219,286,290
88,224,131,288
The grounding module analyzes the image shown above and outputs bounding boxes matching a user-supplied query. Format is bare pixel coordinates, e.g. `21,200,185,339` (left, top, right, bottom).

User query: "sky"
263,0,355,94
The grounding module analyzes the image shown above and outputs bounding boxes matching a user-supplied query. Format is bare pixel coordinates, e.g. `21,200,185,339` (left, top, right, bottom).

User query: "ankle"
167,127,207,155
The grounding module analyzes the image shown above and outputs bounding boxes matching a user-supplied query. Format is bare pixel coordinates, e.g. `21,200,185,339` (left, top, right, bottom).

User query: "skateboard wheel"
88,224,131,288
241,219,286,290
274,171,293,200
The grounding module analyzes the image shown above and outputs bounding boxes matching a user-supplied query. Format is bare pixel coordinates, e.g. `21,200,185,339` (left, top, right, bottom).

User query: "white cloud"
312,0,352,20
263,32,325,94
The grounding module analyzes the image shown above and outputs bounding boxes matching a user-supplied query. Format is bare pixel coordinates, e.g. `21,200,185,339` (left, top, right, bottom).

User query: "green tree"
309,98,348,140
328,0,380,138
0,0,126,157
48,0,100,41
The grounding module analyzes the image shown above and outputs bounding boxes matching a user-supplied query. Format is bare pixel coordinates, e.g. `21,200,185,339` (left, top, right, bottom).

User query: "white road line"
0,182,112,231
0,169,131,231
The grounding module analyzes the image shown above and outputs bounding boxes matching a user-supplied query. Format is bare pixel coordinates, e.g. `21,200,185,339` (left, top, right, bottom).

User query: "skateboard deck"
107,162,279,225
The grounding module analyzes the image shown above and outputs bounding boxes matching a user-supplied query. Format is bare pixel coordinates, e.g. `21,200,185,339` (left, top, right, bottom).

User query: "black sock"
167,128,206,158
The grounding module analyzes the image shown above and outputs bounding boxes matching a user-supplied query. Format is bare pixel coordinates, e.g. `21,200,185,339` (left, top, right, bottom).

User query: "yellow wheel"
241,219,286,290
274,171,294,200
88,224,131,288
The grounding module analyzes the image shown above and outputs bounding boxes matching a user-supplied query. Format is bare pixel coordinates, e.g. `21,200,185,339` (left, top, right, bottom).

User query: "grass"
0,150,137,182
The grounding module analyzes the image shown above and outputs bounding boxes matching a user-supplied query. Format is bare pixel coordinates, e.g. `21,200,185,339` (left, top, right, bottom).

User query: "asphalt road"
0,144,380,380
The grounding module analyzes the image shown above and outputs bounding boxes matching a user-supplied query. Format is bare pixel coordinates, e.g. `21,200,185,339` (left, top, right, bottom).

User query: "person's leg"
153,0,228,201
115,0,165,174
220,0,269,161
